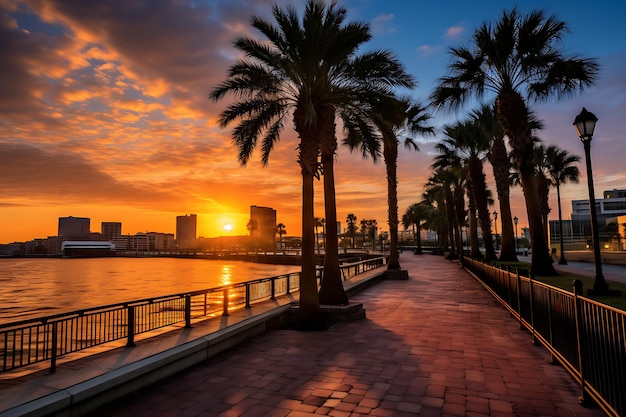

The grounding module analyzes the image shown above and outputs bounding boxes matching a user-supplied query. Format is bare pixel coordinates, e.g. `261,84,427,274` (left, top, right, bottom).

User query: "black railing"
464,258,625,417
1,257,384,374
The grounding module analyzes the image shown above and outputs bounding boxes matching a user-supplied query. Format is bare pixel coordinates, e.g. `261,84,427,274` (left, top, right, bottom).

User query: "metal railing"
463,258,625,417
1,257,384,374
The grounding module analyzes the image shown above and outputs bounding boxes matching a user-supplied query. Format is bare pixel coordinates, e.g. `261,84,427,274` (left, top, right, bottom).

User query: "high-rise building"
176,214,197,249
250,205,276,249
101,222,122,241
58,216,90,238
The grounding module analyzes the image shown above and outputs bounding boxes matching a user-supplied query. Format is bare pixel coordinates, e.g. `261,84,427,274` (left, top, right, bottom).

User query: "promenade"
84,254,604,417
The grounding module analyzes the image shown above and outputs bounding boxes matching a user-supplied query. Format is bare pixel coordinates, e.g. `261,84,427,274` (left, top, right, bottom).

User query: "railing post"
185,294,192,328
506,266,512,308
245,283,251,308
50,322,58,373
271,278,276,300
529,270,537,344
516,269,523,330
573,279,590,405
127,305,135,347
286,275,291,295
222,289,229,316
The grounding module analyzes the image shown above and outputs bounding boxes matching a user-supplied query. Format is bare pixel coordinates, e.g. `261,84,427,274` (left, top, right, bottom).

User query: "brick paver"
92,254,604,417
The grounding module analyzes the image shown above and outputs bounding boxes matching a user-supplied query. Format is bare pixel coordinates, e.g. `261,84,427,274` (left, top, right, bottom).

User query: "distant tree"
403,202,431,254
544,145,580,264
346,213,357,248
276,223,287,250
246,219,258,236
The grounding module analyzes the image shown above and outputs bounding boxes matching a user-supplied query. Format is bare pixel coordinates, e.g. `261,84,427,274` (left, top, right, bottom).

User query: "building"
101,222,122,241
58,216,90,238
250,206,276,249
549,189,626,250
176,214,197,249
113,232,175,252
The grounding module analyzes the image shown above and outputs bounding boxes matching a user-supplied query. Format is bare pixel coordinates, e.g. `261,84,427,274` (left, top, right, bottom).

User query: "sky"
1,0,625,244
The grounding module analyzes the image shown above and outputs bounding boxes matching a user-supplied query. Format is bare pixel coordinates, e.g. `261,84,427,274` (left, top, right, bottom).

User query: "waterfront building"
250,206,276,249
101,222,122,240
58,216,90,238
176,214,197,249
549,189,626,250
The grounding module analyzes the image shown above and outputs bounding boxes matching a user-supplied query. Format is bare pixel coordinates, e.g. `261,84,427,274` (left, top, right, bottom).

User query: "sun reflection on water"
220,264,234,286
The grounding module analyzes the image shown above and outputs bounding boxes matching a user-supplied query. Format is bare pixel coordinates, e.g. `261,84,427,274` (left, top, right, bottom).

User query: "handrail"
463,257,625,417
0,257,384,374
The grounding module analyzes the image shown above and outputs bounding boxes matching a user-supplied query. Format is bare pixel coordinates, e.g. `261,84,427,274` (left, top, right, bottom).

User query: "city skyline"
1,0,625,243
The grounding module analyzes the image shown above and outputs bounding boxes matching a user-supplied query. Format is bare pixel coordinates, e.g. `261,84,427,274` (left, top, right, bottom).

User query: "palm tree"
345,213,357,248
402,202,431,254
211,0,415,322
246,219,258,236
437,120,496,261
544,145,580,265
431,8,598,275
276,223,287,250
211,0,369,326
533,142,552,248
381,100,434,269
473,105,518,262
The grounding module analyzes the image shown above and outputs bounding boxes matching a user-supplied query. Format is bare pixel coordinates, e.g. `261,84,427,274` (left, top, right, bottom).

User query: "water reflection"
220,265,233,286
0,258,298,324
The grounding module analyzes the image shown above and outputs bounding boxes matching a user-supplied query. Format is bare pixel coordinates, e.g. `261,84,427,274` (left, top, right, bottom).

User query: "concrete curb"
0,267,387,417
0,306,292,417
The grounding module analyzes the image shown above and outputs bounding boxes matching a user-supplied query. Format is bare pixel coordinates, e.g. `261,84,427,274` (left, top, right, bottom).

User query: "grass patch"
491,260,626,311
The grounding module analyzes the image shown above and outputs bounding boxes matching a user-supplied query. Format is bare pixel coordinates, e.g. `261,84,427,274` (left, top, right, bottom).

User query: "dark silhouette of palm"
431,8,598,275
210,1,413,323
544,145,580,264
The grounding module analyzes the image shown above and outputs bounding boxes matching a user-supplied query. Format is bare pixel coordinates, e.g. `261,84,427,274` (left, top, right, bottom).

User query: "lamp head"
573,107,598,142
513,216,518,225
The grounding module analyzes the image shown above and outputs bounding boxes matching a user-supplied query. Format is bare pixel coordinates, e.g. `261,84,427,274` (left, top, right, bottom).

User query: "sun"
223,224,233,232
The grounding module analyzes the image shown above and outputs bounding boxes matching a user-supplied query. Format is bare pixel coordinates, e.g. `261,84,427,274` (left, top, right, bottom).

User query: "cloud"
370,13,395,35
445,24,464,39
417,44,441,57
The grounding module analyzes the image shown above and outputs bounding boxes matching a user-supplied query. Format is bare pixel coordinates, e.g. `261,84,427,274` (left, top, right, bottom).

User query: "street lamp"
493,211,498,250
513,216,518,255
573,108,618,296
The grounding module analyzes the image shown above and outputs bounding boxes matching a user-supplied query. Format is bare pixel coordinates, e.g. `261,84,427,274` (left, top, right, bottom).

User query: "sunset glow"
1,1,625,244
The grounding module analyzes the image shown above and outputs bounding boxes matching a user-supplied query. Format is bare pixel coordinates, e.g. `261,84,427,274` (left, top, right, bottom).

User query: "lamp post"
573,108,617,296
513,216,518,255
493,211,498,251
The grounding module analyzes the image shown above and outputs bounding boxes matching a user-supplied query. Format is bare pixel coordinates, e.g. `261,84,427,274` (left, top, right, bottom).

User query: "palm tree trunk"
299,168,321,324
519,164,557,275
489,136,518,261
497,90,556,275
468,196,481,258
468,156,496,261
384,143,401,270
556,183,567,264
497,195,518,262
318,106,348,306
318,155,349,305
444,186,457,258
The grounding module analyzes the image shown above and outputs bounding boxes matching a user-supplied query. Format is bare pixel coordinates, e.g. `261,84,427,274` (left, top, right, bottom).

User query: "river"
0,257,299,325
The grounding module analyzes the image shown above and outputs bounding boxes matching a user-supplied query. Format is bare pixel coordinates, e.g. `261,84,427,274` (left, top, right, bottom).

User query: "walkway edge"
1,306,292,417
1,267,388,417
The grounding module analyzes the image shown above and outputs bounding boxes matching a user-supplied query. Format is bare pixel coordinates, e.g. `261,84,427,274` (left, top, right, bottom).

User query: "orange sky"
1,0,625,244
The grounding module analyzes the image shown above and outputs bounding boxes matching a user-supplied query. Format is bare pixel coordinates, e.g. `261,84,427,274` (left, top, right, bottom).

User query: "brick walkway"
92,254,604,417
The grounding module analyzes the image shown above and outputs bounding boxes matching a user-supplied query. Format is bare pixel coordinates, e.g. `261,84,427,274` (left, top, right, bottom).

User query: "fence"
463,257,625,417
1,257,384,375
